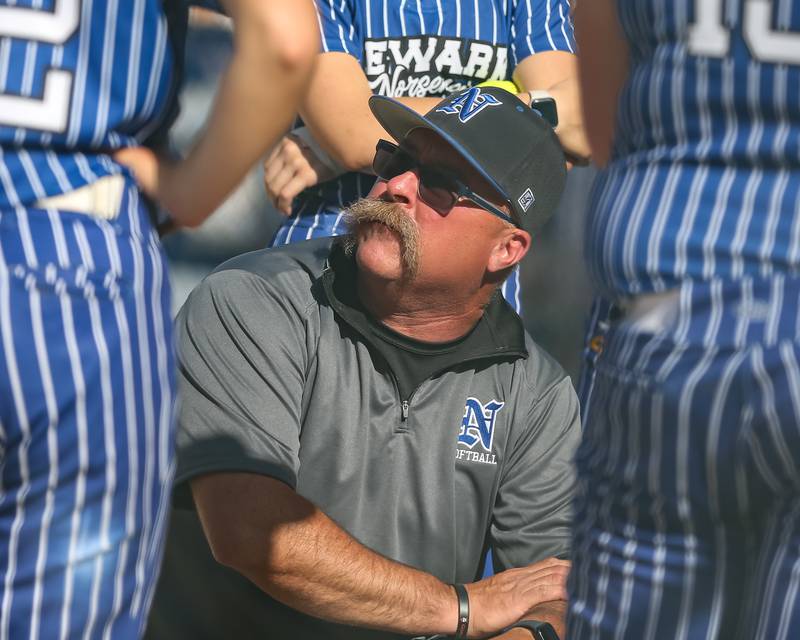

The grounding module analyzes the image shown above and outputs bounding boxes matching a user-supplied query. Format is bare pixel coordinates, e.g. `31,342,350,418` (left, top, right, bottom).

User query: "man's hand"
263,133,337,215
467,558,569,638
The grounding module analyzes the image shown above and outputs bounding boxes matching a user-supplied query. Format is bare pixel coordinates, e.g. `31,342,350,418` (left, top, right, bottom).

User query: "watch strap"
505,619,560,640
526,90,559,127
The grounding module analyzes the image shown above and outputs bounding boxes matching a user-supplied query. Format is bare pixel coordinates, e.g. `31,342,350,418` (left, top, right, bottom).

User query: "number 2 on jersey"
689,0,800,64
0,0,80,133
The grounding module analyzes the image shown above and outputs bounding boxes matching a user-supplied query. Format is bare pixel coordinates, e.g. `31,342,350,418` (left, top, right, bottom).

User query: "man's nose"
382,169,420,207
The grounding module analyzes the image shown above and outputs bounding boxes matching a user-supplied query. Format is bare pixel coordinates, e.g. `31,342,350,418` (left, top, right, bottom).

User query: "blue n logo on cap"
436,87,502,124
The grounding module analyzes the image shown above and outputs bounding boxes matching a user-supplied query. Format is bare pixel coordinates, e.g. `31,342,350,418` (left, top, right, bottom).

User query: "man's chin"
355,238,411,283
350,221,419,282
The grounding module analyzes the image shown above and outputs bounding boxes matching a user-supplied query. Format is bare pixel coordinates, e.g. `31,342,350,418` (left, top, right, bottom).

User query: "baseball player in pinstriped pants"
570,1,800,638
261,0,590,314
0,1,317,638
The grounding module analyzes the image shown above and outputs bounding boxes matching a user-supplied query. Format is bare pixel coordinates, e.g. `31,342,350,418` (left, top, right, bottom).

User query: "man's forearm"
193,473,569,637
192,473,457,636
245,507,456,634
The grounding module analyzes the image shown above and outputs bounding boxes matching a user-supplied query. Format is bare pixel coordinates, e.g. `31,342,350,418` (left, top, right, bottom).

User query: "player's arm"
512,51,590,167
263,50,578,214
263,50,444,214
300,52,442,173
503,0,589,167
573,0,629,167
191,471,569,638
116,0,318,227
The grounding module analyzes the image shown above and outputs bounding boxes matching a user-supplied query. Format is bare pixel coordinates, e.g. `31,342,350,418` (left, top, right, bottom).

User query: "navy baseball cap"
368,86,567,233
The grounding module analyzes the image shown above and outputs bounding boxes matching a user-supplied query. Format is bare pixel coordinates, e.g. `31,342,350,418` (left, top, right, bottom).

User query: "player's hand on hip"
115,146,164,199
263,133,334,216
465,557,569,638
114,146,185,224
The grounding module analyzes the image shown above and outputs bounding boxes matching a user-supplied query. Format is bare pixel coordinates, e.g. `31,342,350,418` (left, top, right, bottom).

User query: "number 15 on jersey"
689,0,800,64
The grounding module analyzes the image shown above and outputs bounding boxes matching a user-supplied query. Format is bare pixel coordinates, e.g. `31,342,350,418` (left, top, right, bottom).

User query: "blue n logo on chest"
458,397,504,453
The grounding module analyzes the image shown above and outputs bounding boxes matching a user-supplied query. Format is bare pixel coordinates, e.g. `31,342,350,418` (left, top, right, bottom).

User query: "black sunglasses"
371,139,518,227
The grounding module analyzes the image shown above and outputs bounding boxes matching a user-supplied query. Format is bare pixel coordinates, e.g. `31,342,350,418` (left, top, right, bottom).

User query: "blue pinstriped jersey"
585,0,800,299
0,0,220,210
317,0,574,76
299,0,574,215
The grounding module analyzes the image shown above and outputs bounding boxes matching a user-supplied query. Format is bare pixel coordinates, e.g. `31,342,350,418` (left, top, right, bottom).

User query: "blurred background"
166,9,596,381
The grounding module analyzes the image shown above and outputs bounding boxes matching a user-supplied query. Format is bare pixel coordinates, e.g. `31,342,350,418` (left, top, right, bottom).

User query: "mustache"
342,198,420,280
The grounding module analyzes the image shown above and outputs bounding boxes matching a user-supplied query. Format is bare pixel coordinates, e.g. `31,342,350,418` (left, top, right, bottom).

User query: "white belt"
619,289,680,333
33,174,125,220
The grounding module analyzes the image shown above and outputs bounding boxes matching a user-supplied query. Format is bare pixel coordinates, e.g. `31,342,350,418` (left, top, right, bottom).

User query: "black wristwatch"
527,90,558,128
506,619,560,640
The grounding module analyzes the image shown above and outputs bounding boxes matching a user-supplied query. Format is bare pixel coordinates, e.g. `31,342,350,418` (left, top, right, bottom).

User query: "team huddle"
1,1,799,640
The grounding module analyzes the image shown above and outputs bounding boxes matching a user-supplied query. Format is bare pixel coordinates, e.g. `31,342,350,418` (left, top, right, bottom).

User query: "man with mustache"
147,87,578,640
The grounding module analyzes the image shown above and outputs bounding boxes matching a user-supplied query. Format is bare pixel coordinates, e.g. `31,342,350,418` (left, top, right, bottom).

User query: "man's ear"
487,227,531,274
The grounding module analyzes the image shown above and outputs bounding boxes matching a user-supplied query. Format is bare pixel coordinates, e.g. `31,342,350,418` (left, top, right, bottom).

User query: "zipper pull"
401,400,409,421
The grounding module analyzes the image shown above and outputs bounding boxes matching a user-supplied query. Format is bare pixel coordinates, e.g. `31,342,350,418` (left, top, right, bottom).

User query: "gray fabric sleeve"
490,375,580,570
173,268,310,491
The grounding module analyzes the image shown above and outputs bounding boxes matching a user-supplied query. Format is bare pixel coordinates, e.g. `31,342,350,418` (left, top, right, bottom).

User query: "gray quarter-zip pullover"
147,238,579,640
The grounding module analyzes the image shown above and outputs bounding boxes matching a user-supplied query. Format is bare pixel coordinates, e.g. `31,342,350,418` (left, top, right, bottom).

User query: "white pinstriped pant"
0,188,176,639
569,275,800,640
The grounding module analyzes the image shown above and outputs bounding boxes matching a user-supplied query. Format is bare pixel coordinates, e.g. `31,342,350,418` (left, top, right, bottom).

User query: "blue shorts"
0,186,176,639
569,276,800,640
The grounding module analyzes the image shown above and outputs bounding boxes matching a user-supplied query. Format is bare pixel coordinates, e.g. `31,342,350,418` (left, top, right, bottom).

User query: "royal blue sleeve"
511,0,575,68
315,0,362,59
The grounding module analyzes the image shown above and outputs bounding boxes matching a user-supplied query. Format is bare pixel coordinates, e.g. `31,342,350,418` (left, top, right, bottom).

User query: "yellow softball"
476,79,521,94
